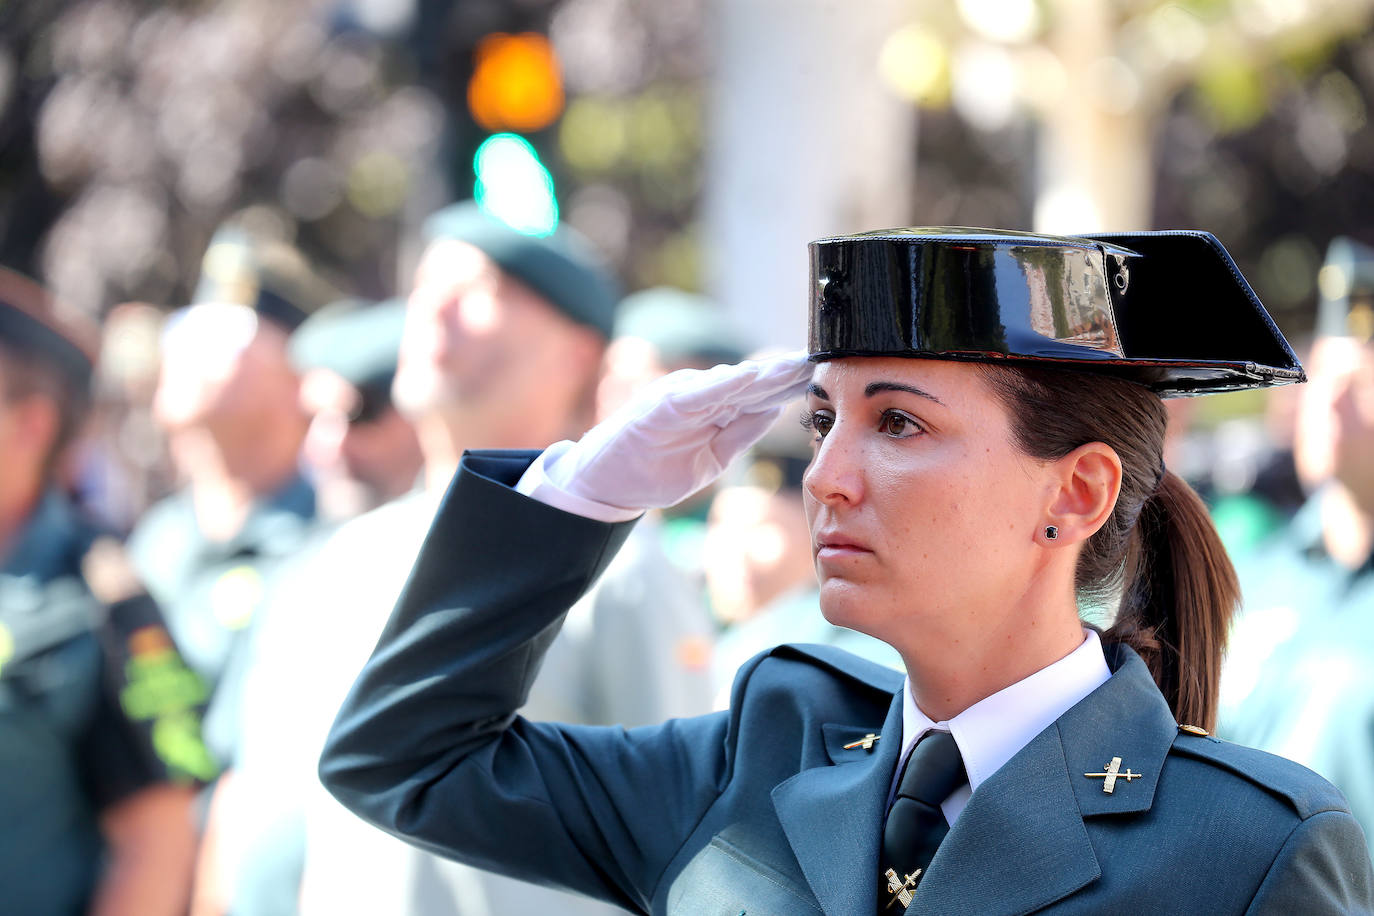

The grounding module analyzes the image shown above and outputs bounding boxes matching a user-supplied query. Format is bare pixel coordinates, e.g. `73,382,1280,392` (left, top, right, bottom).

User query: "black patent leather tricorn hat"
807,227,1304,396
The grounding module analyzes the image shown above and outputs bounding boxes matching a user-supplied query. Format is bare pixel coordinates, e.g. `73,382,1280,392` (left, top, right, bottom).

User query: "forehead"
810,356,996,403
414,239,498,289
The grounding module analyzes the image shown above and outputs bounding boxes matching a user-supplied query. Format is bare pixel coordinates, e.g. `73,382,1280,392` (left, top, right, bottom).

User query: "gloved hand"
520,350,813,519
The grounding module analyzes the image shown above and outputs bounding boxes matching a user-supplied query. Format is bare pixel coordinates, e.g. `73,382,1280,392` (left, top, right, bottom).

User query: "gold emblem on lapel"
1084,756,1142,794
843,733,880,751
883,867,920,909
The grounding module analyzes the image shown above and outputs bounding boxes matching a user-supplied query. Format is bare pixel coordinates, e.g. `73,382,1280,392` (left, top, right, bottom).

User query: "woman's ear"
1043,442,1122,545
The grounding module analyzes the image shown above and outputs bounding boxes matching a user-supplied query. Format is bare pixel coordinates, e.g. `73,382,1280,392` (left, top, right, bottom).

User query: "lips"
814,531,873,558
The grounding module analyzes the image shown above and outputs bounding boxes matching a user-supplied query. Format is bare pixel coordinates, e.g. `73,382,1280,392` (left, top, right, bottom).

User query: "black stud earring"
1045,526,1059,540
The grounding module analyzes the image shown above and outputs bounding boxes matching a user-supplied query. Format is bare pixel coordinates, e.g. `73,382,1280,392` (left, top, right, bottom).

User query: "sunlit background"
3,0,1373,510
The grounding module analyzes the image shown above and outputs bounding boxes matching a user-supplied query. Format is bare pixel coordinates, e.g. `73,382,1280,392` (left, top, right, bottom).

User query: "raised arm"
320,354,813,910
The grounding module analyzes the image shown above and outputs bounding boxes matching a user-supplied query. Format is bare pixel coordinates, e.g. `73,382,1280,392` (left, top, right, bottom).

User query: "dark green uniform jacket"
321,452,1374,915
1,492,208,915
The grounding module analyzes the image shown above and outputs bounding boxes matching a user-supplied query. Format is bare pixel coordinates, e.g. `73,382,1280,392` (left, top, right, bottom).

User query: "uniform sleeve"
581,526,714,727
77,657,170,809
1245,809,1374,914
80,591,218,807
319,450,732,914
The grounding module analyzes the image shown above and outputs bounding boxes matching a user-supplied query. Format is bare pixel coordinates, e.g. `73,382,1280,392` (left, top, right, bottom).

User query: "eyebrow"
864,381,946,406
806,381,945,406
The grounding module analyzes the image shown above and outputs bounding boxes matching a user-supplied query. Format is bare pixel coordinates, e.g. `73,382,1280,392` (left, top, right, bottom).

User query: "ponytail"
979,365,1238,730
1105,471,1239,731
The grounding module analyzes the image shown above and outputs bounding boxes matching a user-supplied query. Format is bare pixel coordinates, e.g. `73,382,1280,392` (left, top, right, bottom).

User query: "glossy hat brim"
807,228,1304,397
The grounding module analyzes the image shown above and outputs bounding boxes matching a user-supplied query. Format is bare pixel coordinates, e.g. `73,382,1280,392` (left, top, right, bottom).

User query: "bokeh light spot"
473,133,559,237
467,32,565,133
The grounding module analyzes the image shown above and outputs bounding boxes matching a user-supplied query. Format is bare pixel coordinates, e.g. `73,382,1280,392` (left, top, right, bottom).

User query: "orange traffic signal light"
467,32,565,133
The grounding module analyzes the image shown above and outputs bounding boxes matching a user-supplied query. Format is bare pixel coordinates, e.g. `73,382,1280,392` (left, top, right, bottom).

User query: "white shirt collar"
897,628,1111,824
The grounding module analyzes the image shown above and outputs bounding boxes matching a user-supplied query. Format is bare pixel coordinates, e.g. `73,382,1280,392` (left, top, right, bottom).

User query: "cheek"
887,451,1027,573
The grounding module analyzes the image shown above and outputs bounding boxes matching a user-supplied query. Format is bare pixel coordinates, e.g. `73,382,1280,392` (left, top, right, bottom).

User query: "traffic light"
467,32,564,133
472,133,558,236
465,31,564,236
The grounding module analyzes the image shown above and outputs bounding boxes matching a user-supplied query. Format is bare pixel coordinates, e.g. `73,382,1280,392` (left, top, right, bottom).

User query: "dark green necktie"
879,731,968,911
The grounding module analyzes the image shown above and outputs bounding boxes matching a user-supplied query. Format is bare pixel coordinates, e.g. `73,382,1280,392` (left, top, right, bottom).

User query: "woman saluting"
320,226,1373,914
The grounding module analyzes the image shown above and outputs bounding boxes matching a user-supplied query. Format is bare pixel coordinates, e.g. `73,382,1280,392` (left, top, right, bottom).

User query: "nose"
802,426,863,507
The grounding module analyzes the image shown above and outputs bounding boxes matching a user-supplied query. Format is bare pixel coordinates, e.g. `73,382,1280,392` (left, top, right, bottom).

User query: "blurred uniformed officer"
289,298,422,522
1219,235,1374,859
221,202,714,916
596,285,753,420
126,224,336,766
0,267,213,914
188,297,420,916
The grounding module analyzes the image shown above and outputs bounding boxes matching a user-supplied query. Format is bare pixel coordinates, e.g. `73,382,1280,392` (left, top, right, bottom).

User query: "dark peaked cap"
0,267,98,390
193,225,338,331
423,202,620,340
808,227,1304,397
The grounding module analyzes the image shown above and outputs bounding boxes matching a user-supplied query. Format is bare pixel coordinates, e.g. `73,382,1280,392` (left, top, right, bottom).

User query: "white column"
702,0,916,351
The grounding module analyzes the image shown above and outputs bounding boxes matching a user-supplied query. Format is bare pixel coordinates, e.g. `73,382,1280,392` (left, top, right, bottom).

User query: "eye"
878,409,923,438
800,409,834,440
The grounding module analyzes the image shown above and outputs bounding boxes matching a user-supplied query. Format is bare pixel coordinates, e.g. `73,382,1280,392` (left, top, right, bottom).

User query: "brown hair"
980,363,1239,731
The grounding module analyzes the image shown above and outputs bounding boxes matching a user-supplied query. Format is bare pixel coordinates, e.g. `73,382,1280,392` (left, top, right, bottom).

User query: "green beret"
423,201,619,340
0,267,96,391
289,298,406,393
615,286,752,367
193,225,338,331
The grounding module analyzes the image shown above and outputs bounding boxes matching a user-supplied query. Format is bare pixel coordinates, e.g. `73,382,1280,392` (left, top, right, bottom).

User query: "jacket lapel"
772,690,904,916
909,645,1177,916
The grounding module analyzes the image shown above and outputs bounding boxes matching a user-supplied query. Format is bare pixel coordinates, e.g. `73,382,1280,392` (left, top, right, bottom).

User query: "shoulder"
1172,731,1374,909
730,642,903,713
126,492,191,556
1170,729,1352,820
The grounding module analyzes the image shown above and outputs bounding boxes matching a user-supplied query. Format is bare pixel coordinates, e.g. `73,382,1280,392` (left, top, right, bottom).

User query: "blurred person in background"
597,285,754,417
1219,235,1374,859
0,267,210,915
189,295,420,916
705,408,902,707
71,302,177,535
208,202,712,916
289,298,422,523
127,222,337,770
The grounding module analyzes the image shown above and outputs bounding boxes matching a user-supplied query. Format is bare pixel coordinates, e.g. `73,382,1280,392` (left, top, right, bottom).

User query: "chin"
817,580,885,639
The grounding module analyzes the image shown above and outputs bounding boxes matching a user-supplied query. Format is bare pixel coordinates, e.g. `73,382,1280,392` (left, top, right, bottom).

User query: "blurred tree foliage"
901,0,1374,342
0,0,708,318
5,0,1374,332
1154,32,1374,342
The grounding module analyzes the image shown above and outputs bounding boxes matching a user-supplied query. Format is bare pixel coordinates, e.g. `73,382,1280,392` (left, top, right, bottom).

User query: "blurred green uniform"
1218,493,1374,860
1,491,213,914
127,475,316,763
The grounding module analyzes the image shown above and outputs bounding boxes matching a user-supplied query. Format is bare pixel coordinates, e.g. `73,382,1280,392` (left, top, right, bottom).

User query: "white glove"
517,350,814,521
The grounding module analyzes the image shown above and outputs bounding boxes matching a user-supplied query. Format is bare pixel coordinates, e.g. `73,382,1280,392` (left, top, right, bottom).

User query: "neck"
0,480,43,564
898,586,1084,723
1322,484,1374,571
168,425,303,542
